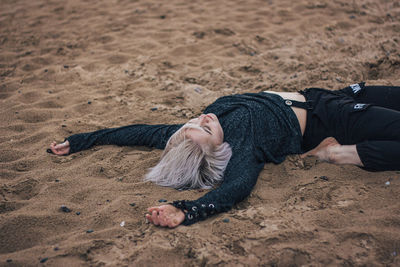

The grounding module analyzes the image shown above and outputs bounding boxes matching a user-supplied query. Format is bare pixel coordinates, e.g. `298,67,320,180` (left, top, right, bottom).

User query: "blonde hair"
144,124,232,189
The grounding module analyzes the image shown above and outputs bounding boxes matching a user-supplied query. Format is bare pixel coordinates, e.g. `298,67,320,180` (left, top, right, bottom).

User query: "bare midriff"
263,91,307,136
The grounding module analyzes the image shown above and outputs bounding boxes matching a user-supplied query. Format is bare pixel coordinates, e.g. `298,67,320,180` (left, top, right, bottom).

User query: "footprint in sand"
0,92,11,99
13,179,40,200
17,109,52,123
34,100,63,109
10,159,36,172
0,214,46,254
0,170,18,180
0,149,24,163
0,66,16,78
277,248,311,266
82,62,103,72
214,28,236,36
18,91,42,104
1,178,40,201
21,63,40,72
0,201,27,214
0,82,19,99
8,124,26,132
31,56,52,66
93,35,114,44
15,132,49,146
170,44,202,58
107,54,129,64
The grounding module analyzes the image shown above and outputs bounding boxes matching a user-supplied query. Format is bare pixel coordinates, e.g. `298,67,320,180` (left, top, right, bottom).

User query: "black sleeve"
65,124,182,154
172,149,264,225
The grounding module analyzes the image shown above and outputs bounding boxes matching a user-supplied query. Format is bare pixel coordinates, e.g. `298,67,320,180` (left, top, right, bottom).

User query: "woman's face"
185,113,224,147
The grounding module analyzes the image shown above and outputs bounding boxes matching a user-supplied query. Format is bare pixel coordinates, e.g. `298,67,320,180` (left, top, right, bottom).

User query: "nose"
198,114,207,125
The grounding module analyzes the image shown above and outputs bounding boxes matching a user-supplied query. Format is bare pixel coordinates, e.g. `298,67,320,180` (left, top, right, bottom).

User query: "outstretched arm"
145,149,264,227
50,124,182,155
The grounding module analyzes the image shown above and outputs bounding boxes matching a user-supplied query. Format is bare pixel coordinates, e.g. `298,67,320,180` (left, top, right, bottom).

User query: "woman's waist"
263,91,307,136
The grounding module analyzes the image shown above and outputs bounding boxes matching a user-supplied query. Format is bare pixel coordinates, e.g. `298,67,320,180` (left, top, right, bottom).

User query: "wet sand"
1,0,400,265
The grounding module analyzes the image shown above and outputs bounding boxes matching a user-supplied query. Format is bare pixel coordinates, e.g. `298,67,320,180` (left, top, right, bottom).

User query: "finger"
55,143,66,150
151,210,160,225
157,205,169,211
50,143,59,154
146,214,157,226
147,206,160,212
145,214,153,224
158,210,169,227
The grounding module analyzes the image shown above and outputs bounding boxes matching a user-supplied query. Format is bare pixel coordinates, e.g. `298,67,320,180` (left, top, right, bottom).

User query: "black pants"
300,83,400,171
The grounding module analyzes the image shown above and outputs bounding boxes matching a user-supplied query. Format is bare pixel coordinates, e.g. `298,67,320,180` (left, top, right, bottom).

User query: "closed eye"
202,126,212,135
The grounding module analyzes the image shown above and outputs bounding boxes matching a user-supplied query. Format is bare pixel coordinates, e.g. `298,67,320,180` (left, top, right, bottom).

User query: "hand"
145,204,185,228
50,140,71,155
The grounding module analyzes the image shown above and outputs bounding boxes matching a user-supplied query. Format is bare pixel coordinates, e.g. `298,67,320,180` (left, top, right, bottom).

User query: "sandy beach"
1,0,400,265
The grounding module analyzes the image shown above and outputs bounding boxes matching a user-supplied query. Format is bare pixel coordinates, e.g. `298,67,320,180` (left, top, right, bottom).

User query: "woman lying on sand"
49,83,400,228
